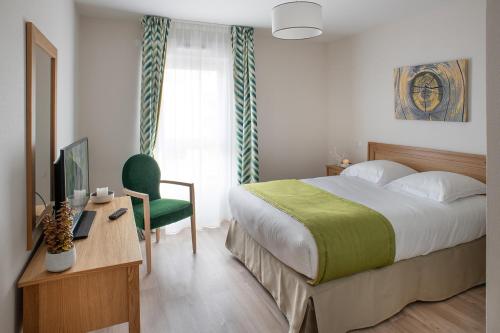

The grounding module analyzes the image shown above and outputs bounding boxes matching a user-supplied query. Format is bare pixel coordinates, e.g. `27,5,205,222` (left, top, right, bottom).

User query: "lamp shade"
272,1,323,40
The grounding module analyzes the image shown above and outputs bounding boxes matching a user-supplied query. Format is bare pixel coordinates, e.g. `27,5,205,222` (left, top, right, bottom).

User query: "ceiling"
76,0,457,41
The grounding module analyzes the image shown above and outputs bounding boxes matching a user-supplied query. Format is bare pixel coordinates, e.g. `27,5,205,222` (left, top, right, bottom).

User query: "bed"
225,142,486,333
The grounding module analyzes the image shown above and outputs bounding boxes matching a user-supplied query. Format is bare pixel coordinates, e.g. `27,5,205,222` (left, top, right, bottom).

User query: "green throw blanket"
244,180,395,285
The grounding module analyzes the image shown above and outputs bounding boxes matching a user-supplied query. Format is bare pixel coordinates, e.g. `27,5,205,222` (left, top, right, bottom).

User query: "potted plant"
41,201,76,272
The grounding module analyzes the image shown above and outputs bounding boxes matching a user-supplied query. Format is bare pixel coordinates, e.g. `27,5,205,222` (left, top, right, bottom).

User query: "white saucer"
90,191,114,204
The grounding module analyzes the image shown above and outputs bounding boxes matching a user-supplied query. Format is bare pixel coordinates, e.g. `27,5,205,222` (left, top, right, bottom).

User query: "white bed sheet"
228,175,486,280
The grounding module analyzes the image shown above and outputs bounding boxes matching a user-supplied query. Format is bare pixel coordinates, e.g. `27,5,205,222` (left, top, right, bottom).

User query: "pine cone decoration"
42,201,74,254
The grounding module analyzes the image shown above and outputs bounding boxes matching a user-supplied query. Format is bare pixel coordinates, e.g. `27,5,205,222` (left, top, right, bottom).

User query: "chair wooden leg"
190,215,197,254
144,198,152,274
189,184,196,254
123,188,151,273
156,228,161,243
145,227,152,274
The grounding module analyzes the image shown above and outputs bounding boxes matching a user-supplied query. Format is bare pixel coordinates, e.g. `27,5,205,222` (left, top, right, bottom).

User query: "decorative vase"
45,246,76,272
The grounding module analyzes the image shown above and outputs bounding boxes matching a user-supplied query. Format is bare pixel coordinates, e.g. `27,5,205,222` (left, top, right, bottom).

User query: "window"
155,21,236,233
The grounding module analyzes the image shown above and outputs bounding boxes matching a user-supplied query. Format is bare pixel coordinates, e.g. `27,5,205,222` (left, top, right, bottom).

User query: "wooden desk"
18,196,143,333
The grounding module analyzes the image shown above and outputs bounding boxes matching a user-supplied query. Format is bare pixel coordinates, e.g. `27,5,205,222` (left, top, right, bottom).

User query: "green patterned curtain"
231,26,260,184
139,16,171,156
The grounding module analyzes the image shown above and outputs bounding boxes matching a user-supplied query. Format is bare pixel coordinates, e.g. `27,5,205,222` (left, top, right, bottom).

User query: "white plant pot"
45,247,76,272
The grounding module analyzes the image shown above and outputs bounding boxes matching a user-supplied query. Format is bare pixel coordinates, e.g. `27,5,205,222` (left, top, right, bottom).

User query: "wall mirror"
26,22,57,250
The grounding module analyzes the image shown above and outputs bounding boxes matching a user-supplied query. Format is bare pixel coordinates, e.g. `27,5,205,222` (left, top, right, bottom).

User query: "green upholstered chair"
122,154,196,273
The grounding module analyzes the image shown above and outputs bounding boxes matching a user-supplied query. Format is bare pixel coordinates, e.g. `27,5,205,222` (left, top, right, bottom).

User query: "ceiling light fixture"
272,1,323,40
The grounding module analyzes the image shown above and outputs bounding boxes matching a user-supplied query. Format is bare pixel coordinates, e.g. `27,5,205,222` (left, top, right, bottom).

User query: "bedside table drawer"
326,165,346,176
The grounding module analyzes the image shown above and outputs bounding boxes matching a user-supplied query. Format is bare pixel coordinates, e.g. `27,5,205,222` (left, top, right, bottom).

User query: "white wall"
486,0,500,331
78,16,142,193
327,0,486,162
255,29,328,180
0,0,78,331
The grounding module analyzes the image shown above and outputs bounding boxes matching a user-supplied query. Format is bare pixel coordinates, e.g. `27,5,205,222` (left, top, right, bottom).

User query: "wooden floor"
94,223,485,333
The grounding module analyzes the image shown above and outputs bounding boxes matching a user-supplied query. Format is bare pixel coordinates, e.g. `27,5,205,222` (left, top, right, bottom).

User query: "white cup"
96,187,109,198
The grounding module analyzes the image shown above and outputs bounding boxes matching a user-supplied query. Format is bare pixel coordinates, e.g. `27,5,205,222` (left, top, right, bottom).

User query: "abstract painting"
394,59,468,122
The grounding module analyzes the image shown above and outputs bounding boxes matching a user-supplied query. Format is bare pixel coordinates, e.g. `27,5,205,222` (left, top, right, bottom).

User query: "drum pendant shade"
272,1,323,40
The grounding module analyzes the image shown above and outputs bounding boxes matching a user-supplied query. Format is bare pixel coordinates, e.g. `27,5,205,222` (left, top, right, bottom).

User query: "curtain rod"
141,15,253,29
173,18,231,27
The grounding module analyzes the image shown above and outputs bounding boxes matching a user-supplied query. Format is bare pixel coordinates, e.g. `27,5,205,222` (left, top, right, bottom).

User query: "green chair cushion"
132,198,193,230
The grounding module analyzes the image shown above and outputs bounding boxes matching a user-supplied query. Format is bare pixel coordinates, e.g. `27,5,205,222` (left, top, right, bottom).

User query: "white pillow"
385,171,486,203
340,160,417,186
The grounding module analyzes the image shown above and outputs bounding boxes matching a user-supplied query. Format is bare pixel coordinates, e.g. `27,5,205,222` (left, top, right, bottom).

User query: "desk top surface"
18,196,142,287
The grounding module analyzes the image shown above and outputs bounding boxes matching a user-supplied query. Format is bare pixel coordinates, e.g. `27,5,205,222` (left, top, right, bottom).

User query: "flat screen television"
53,137,95,239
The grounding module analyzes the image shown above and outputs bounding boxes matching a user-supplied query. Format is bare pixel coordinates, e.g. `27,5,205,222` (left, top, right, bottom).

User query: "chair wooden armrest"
160,179,194,188
123,188,150,200
159,180,195,205
123,187,152,273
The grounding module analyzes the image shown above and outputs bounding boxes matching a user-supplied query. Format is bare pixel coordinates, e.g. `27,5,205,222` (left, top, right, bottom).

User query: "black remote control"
109,208,128,220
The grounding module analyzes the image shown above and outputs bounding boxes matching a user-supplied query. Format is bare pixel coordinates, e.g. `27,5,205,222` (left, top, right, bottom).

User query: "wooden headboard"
368,142,486,183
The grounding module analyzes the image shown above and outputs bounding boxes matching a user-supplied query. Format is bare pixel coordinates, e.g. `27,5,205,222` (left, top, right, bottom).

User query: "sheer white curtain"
155,21,236,234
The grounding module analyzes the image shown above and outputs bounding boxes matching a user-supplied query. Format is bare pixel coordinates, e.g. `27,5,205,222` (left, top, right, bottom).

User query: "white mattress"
228,175,486,280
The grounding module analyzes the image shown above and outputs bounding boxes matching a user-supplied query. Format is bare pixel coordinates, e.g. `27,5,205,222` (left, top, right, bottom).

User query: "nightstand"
326,164,348,176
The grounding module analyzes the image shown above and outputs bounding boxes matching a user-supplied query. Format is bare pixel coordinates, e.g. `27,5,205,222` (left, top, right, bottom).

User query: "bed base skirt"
225,221,485,333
